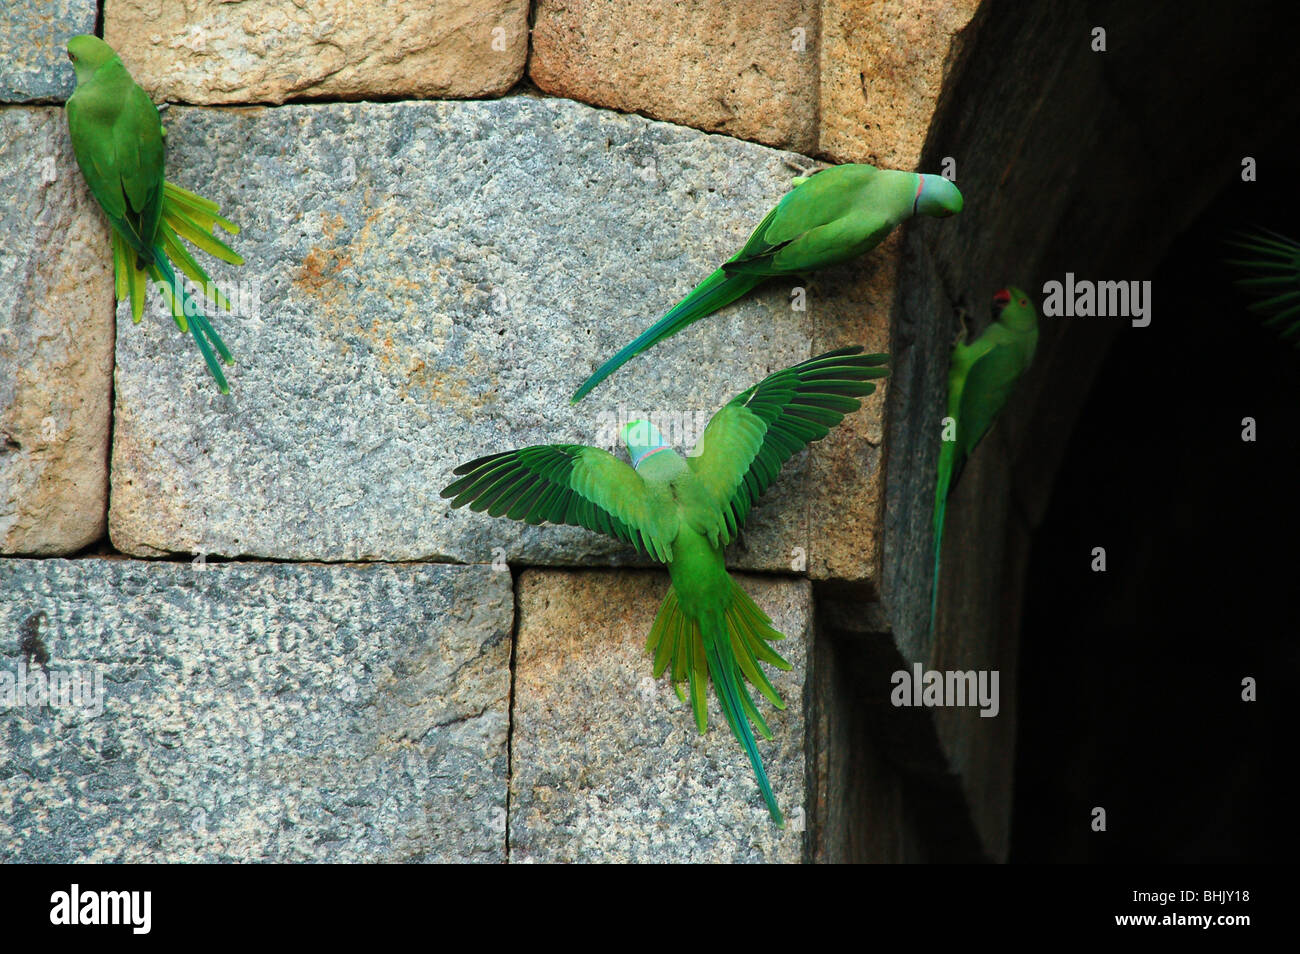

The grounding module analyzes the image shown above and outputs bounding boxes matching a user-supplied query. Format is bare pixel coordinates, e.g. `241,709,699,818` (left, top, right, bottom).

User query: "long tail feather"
111,231,131,303
930,443,955,635
165,207,244,265
703,610,783,825
163,180,242,239
571,268,763,403
161,223,233,312
151,256,232,393
1226,228,1300,347
646,577,789,825
107,180,242,391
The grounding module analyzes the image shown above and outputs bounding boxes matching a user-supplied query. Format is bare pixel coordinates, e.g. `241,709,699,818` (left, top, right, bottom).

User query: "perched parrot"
931,287,1039,630
443,348,890,824
570,163,960,403
1226,228,1300,346
64,35,243,393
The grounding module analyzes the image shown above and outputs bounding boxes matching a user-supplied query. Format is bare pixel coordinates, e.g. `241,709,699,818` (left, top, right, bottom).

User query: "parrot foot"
783,158,825,184
953,304,972,347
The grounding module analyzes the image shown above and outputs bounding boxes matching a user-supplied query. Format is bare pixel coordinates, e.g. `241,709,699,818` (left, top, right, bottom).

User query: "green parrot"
64,35,243,393
443,348,890,824
1226,228,1300,345
570,163,960,403
931,287,1039,629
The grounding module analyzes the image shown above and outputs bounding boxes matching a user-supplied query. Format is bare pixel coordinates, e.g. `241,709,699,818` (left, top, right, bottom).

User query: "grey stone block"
0,558,512,862
0,1,97,102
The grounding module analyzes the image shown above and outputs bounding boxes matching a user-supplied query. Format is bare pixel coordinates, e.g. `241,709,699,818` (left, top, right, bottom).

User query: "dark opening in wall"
1011,130,1300,862
866,0,1300,862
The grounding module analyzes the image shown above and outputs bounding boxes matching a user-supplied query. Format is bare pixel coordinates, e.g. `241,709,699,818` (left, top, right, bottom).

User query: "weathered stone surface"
530,0,820,153
510,569,808,862
808,230,894,590
0,559,511,863
806,616,917,862
108,96,888,586
103,0,529,105
818,0,983,167
0,1,97,103
1,108,113,555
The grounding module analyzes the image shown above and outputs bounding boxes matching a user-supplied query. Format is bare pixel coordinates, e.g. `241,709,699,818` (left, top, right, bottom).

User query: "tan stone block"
807,232,896,590
819,0,983,167
103,0,529,104
1,108,113,555
530,0,820,152
510,568,809,861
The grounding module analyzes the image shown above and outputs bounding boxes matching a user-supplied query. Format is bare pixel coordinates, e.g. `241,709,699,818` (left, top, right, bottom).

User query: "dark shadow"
1011,131,1300,862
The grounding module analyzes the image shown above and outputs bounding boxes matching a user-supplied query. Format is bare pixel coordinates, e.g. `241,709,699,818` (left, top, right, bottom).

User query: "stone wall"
8,0,1290,862
4,0,983,862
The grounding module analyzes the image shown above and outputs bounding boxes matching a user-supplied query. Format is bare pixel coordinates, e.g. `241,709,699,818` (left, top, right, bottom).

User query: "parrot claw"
782,157,825,183
953,304,972,347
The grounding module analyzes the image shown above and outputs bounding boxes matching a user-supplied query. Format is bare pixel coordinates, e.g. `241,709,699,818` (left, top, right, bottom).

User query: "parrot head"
66,35,117,84
914,174,963,218
993,286,1038,330
622,420,672,470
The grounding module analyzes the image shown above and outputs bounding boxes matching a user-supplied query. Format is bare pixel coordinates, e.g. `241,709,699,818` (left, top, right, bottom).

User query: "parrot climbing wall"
1,0,1294,864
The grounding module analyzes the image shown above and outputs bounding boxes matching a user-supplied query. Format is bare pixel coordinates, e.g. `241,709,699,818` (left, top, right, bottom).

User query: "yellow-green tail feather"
645,577,791,825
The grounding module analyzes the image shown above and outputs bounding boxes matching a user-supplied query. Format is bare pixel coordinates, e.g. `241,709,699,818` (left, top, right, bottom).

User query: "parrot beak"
992,288,1012,316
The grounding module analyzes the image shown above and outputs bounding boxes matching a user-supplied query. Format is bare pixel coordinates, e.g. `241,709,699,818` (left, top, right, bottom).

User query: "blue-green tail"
570,268,762,403
149,254,234,394
929,457,954,636
646,579,791,825
702,608,783,826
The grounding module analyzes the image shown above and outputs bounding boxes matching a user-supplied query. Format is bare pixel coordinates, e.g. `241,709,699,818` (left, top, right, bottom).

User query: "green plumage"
931,288,1039,631
571,163,961,402
444,348,891,823
64,35,243,393
1226,228,1300,345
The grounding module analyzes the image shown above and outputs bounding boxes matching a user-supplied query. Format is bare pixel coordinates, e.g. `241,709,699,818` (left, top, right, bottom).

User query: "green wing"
723,165,892,276
949,337,1025,487
66,64,164,256
441,444,679,562
1227,229,1300,345
116,82,165,245
686,347,890,541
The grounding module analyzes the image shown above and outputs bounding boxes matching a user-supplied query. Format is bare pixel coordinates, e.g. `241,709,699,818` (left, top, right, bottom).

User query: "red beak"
992,288,1011,315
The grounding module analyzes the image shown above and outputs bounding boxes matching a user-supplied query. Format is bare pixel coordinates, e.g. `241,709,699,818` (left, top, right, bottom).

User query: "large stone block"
0,1,98,102
108,97,888,587
818,0,983,167
0,559,512,863
530,0,820,153
103,0,529,104
1,107,114,555
509,569,809,862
